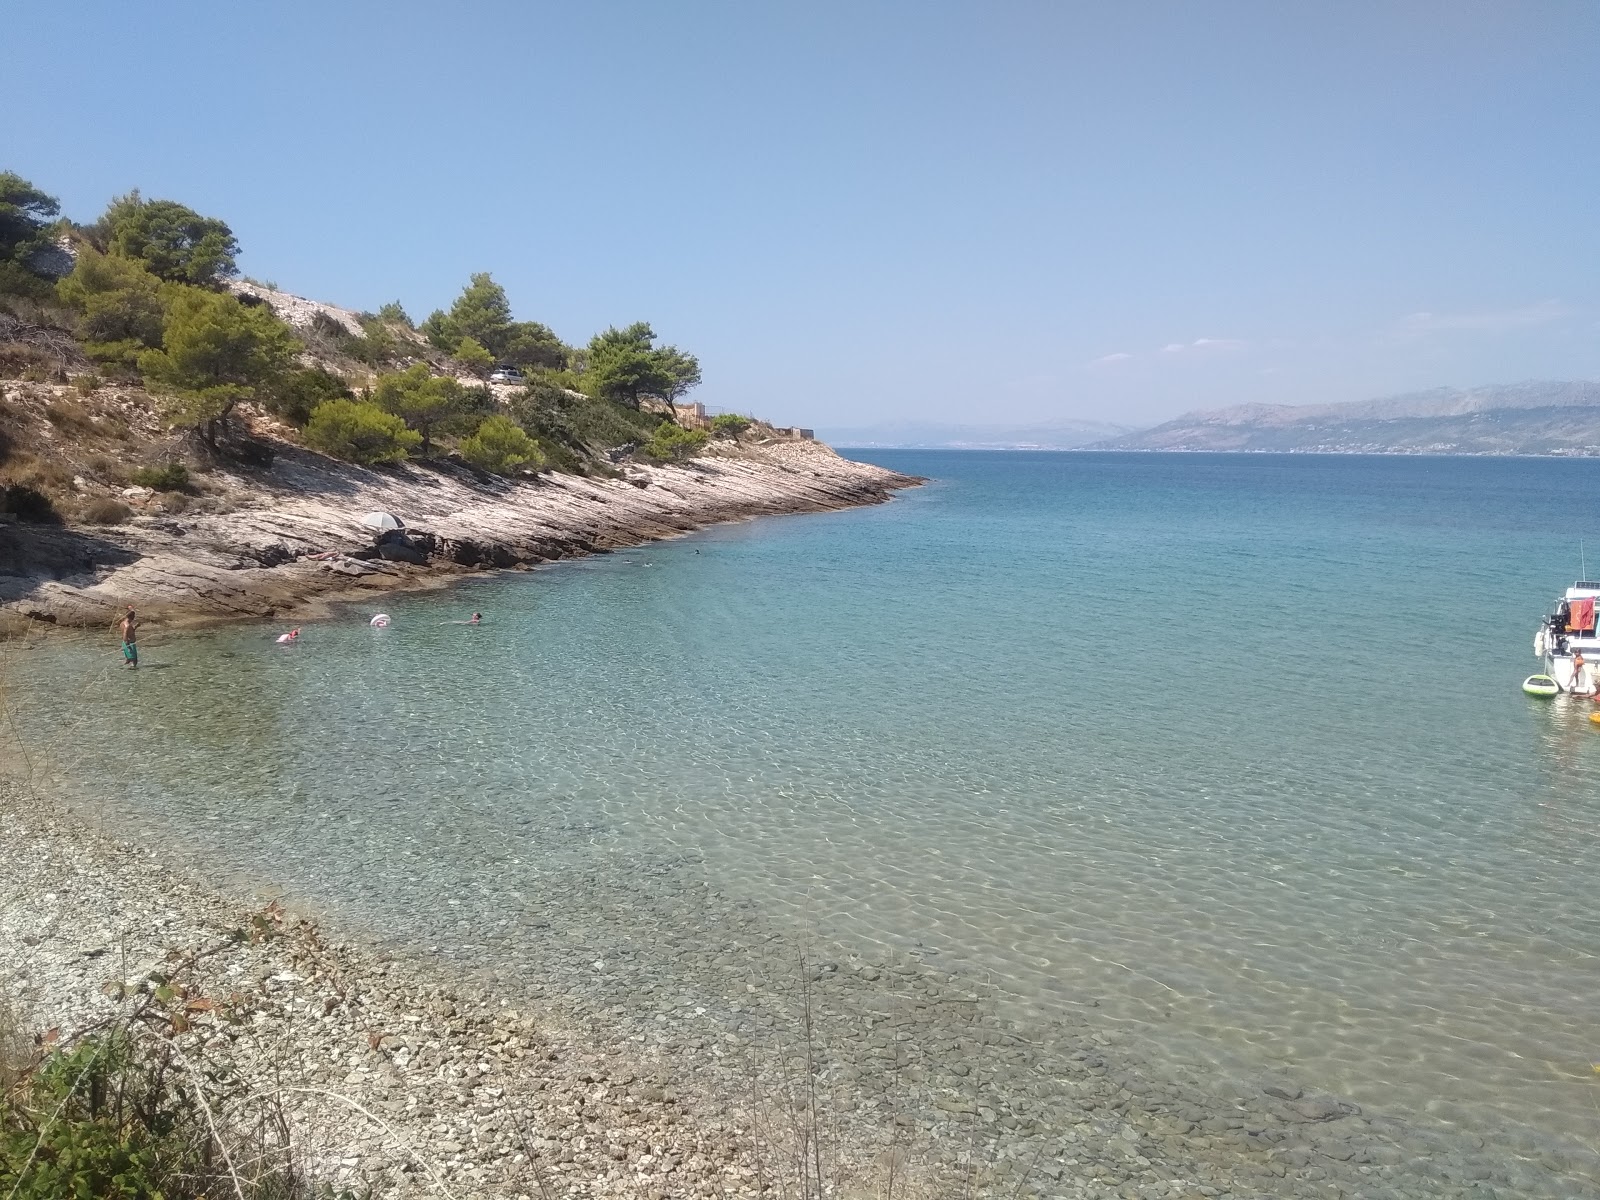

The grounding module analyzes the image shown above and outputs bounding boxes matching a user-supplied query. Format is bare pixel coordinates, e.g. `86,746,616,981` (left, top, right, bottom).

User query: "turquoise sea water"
6,451,1599,1183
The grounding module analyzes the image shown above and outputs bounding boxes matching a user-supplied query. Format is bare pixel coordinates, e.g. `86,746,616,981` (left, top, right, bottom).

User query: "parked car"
488,367,525,384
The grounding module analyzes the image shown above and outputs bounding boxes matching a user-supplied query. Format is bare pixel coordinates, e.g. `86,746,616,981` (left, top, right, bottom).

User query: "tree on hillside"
138,289,298,449
0,172,62,296
371,363,471,454
582,323,701,409
583,323,669,409
501,319,566,369
375,300,412,327
422,272,512,354
0,172,60,264
655,345,702,402
454,335,494,377
98,190,239,286
56,247,167,365
421,272,567,368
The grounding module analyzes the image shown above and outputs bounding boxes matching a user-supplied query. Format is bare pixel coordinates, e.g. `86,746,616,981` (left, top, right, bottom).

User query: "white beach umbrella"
359,511,405,532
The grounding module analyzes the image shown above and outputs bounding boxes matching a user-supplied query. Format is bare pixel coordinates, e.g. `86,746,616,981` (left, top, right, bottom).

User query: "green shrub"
0,483,59,523
376,300,412,327
303,398,421,464
0,1026,334,1200
0,1036,182,1200
265,366,352,426
459,415,543,475
710,413,752,438
638,423,709,463
130,462,190,492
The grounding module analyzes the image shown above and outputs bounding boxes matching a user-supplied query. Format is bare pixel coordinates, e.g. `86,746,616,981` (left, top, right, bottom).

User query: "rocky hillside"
1095,381,1600,454
0,378,918,632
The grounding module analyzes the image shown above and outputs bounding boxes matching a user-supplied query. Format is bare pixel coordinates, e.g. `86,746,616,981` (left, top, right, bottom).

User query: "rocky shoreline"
2,761,1576,1200
1,437,921,632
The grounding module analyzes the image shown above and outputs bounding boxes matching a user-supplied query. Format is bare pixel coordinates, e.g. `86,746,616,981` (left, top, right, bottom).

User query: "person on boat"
1573,651,1588,694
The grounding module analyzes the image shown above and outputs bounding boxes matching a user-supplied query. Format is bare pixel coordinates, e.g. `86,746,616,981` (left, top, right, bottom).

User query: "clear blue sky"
7,2,1598,430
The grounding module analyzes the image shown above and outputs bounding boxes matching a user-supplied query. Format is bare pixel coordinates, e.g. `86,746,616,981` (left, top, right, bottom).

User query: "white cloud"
1088,352,1132,367
1394,301,1570,338
1161,338,1247,354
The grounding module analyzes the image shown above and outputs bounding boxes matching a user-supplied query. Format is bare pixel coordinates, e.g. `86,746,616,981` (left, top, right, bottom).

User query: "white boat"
1533,581,1600,693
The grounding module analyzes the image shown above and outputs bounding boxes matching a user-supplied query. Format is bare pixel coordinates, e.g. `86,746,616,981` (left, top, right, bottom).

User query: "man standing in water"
117,605,139,668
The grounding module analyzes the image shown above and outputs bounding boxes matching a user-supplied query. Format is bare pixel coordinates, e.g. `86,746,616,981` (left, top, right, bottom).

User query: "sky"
6,2,1598,431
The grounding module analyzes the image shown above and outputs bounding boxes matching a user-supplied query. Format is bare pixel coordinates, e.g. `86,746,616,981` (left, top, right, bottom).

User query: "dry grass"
79,497,133,525
0,990,31,1096
1,450,75,498
43,398,97,432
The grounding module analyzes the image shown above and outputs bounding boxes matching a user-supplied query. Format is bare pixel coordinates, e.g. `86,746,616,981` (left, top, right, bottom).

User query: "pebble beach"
1,770,1570,1200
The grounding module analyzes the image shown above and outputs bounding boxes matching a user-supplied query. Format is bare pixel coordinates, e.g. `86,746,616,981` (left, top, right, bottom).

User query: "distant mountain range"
1091,381,1600,455
824,419,1133,450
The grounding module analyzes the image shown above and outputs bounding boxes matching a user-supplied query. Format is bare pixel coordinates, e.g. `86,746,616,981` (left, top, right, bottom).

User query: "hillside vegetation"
0,170,789,527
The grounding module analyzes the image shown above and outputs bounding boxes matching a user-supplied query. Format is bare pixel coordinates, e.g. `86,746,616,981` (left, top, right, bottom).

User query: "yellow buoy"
1589,712,1600,727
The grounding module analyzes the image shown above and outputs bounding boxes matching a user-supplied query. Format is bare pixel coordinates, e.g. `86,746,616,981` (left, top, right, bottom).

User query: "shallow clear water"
7,451,1600,1178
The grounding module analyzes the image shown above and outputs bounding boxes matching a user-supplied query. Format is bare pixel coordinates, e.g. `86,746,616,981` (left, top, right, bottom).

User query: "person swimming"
445,612,483,625
275,628,301,644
